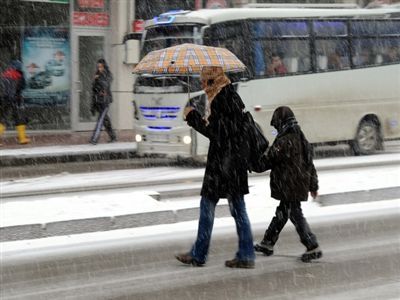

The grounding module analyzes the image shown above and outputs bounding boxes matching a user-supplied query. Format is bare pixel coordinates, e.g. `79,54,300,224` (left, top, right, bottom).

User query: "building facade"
0,0,143,134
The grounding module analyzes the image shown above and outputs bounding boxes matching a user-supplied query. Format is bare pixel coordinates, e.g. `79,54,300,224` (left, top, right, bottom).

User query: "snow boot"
0,123,5,146
254,241,274,256
16,125,30,144
301,246,323,262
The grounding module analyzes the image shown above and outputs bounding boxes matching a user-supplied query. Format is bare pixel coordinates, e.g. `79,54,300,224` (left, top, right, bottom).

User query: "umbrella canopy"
133,43,246,75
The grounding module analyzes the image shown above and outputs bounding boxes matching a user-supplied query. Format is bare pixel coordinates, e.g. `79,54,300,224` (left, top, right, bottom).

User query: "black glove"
90,108,96,116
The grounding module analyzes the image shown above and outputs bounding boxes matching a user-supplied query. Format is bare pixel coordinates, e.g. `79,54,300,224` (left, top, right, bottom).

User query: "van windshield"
134,76,201,94
142,24,202,57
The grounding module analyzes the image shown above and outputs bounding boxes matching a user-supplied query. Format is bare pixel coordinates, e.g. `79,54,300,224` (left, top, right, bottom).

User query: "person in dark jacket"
89,58,116,145
254,106,322,262
0,60,30,145
175,66,255,268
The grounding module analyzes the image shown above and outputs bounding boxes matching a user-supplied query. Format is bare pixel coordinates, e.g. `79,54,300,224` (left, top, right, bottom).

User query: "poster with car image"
22,27,70,105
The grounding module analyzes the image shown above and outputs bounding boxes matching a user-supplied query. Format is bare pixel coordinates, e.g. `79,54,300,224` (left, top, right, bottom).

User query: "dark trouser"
1,96,25,126
262,201,318,251
90,105,115,143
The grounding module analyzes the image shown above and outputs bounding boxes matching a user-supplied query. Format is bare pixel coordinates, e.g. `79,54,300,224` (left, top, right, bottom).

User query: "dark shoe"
254,242,274,256
301,247,323,262
89,140,97,145
225,258,255,269
175,253,204,267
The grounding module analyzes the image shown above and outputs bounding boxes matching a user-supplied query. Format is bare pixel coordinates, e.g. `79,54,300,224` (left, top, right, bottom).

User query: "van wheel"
352,120,381,155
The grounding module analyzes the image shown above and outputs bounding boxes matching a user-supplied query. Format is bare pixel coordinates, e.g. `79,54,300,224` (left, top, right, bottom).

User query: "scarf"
201,66,231,102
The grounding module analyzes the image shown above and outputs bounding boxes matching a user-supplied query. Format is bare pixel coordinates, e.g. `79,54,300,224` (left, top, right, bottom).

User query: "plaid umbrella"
133,43,246,75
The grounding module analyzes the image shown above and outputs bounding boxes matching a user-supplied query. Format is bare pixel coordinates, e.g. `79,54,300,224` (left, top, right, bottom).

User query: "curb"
0,205,231,242
1,187,399,242
0,149,138,167
2,158,399,199
316,186,400,206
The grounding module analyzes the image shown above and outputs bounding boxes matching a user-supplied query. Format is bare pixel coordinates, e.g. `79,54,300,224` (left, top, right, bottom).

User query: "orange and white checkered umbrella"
133,43,246,75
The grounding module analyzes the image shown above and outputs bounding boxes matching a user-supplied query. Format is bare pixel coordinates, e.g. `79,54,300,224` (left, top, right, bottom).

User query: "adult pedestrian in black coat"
254,106,322,262
175,66,255,268
89,58,116,145
0,60,30,144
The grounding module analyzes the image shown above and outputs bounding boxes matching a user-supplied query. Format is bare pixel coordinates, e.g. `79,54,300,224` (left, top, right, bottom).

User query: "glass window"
142,38,195,56
351,21,377,36
352,20,400,36
376,38,400,64
134,76,201,93
250,39,311,77
0,1,70,130
315,39,350,71
352,39,377,67
376,20,400,36
251,21,309,38
313,21,347,37
146,25,200,40
206,22,251,77
352,38,400,67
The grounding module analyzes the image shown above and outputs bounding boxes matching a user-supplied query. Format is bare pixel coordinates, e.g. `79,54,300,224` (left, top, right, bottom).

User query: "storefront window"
0,1,70,130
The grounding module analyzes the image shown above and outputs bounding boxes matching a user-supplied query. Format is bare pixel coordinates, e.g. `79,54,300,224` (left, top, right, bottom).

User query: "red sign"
78,0,104,8
132,20,144,33
73,12,109,26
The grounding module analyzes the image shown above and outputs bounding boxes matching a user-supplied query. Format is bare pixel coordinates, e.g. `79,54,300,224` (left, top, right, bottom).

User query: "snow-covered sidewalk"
0,142,137,159
2,152,400,198
1,156,399,242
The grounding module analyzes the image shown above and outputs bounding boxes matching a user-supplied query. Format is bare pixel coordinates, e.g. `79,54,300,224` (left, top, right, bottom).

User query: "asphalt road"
1,206,399,300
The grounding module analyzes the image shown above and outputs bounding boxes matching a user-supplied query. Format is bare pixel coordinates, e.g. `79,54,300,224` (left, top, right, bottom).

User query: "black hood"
270,106,296,132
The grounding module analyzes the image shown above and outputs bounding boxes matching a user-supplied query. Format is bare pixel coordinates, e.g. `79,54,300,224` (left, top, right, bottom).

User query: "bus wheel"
352,120,382,155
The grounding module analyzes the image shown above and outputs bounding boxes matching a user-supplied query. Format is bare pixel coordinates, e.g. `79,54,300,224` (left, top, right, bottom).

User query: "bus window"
351,18,400,67
315,40,349,71
249,20,310,77
207,22,251,77
352,40,376,67
383,44,400,63
351,21,376,36
313,21,349,72
376,20,400,36
250,20,309,38
265,40,311,75
313,21,347,37
253,40,266,76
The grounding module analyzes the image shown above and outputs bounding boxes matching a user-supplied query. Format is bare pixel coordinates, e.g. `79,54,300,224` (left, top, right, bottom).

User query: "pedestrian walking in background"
175,66,255,269
89,58,116,145
254,106,323,262
0,60,30,145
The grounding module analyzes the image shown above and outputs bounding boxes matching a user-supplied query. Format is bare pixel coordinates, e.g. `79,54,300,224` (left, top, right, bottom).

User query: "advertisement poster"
22,27,70,105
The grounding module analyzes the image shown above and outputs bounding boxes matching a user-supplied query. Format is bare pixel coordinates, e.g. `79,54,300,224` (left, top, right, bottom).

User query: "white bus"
133,6,400,158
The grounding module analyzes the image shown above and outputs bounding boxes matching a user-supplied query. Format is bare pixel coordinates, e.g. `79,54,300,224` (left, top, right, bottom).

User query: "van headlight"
135,134,142,142
183,135,191,144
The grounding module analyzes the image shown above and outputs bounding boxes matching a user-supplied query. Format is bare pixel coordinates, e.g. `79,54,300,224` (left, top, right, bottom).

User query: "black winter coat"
91,71,113,111
186,84,249,201
260,125,318,202
1,68,25,101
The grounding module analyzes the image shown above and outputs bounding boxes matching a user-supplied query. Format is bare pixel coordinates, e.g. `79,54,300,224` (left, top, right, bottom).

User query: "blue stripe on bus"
147,126,172,131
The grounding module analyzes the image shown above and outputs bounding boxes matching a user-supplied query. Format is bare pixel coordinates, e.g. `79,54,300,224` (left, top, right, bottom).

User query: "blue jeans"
190,195,255,264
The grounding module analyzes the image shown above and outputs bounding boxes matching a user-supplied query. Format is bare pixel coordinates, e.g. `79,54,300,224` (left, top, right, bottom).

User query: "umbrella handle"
187,72,190,105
